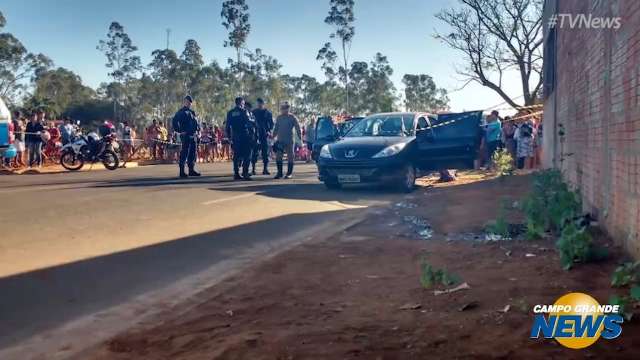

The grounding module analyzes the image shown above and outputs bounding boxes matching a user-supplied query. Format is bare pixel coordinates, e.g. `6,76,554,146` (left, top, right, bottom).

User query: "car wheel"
324,180,342,190
398,164,416,193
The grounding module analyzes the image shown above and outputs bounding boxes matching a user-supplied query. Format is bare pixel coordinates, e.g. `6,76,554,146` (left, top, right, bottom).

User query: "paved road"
0,162,402,355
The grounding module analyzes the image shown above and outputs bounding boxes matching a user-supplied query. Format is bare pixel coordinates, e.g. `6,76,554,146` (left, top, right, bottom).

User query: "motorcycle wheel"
102,149,119,170
60,151,84,171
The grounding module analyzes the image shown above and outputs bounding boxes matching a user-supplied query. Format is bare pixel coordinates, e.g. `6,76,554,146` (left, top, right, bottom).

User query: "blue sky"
1,0,523,111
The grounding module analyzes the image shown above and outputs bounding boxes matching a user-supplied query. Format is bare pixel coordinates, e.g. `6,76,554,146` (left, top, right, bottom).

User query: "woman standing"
514,120,535,170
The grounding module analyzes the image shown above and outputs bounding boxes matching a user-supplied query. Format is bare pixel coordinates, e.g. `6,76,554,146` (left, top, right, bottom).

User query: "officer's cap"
184,95,194,103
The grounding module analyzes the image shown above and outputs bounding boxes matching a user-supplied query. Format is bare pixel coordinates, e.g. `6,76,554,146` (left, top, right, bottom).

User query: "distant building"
542,0,640,257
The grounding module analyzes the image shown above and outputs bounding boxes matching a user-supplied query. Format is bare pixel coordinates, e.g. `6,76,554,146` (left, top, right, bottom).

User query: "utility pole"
166,28,171,49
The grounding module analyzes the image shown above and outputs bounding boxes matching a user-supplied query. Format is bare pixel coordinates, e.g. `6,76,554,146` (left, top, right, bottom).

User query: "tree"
318,0,355,112
179,39,204,93
149,48,182,120
97,21,142,119
221,0,250,93
365,53,397,113
31,67,95,116
435,0,543,107
402,74,450,112
0,10,52,104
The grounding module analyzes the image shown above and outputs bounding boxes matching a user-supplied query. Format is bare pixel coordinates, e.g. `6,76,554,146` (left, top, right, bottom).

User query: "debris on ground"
399,303,422,310
434,282,471,296
403,215,433,240
458,301,480,311
394,201,418,209
498,305,511,313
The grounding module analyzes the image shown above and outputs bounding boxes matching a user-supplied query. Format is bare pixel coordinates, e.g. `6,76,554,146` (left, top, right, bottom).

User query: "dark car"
311,116,364,161
316,111,483,192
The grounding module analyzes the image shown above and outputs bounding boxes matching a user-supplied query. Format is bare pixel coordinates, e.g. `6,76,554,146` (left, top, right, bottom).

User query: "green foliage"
611,261,640,287
486,198,510,238
521,169,607,269
492,148,514,177
419,259,460,288
609,262,640,321
403,74,450,112
556,222,592,270
0,10,52,103
608,295,633,321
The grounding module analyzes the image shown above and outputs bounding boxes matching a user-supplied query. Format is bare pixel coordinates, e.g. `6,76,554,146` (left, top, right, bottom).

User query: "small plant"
611,261,640,287
419,259,460,288
486,198,511,238
609,262,640,321
556,222,593,270
492,148,514,176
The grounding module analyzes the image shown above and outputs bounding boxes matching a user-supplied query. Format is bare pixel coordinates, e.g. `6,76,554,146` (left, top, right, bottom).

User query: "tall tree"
365,53,397,113
221,0,250,93
318,0,355,112
149,48,181,120
435,0,543,107
97,21,142,119
402,74,450,112
0,10,52,104
179,39,204,93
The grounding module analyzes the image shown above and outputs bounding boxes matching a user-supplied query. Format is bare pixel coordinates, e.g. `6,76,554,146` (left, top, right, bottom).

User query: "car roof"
366,112,431,118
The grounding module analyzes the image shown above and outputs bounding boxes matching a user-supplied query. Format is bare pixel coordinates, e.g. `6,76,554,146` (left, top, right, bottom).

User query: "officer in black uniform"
171,95,201,178
252,97,274,175
225,97,255,180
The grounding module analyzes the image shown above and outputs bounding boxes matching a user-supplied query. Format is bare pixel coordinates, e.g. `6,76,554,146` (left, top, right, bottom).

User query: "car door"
415,111,483,170
312,116,338,160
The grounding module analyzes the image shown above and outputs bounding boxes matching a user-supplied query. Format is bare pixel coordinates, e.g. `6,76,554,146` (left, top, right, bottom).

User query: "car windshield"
344,115,414,137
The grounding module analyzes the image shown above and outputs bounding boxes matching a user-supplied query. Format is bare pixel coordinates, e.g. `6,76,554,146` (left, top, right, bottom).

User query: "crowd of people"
481,109,543,170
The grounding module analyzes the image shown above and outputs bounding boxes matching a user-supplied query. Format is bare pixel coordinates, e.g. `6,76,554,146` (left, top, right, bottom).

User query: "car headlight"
372,142,408,158
319,144,332,159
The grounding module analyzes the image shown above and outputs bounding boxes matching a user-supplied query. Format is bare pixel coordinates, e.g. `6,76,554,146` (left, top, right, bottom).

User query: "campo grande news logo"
530,292,623,349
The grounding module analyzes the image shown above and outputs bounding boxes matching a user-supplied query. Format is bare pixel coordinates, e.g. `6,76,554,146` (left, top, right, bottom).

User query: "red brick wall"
544,0,640,257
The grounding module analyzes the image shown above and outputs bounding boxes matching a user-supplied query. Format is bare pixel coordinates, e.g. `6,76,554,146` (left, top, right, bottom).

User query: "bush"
419,259,460,288
492,148,514,176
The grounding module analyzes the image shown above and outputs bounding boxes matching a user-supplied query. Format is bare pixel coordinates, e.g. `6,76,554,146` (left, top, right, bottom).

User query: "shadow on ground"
0,208,364,349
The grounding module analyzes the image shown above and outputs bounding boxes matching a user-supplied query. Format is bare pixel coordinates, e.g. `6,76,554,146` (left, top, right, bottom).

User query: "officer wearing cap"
251,98,274,175
225,96,256,180
171,95,201,178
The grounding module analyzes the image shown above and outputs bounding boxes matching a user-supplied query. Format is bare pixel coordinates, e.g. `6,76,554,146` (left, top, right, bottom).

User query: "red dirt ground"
82,172,640,359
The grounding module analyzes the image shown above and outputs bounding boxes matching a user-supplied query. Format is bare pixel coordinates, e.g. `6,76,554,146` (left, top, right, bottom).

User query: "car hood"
329,136,412,160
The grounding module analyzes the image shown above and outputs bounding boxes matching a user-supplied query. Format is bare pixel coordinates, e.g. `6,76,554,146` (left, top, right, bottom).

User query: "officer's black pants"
251,139,269,167
232,141,251,175
179,135,197,171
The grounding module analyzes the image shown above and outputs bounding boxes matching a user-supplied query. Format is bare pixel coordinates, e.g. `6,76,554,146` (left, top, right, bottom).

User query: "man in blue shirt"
484,110,502,167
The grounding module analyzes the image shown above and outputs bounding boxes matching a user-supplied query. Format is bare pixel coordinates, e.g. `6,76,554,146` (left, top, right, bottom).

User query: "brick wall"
543,0,640,257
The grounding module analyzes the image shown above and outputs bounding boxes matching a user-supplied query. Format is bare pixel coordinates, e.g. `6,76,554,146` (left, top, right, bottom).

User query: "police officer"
225,97,256,180
171,95,201,178
252,98,274,175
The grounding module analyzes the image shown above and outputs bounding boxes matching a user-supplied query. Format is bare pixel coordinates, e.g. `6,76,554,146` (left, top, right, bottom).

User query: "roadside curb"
2,162,140,175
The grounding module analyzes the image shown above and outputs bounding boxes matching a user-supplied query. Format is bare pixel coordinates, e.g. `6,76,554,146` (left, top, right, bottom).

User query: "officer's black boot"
284,162,294,179
179,167,188,178
188,167,201,177
251,163,256,176
262,163,270,175
233,159,242,180
242,163,252,181
274,161,283,179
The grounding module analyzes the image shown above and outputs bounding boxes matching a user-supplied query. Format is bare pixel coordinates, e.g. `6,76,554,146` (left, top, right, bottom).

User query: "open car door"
311,116,338,161
415,111,483,171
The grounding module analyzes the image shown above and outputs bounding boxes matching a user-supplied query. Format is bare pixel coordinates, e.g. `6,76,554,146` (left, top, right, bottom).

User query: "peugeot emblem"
345,150,358,158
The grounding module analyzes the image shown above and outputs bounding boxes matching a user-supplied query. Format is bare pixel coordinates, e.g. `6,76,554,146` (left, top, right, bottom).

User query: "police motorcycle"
59,129,120,171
